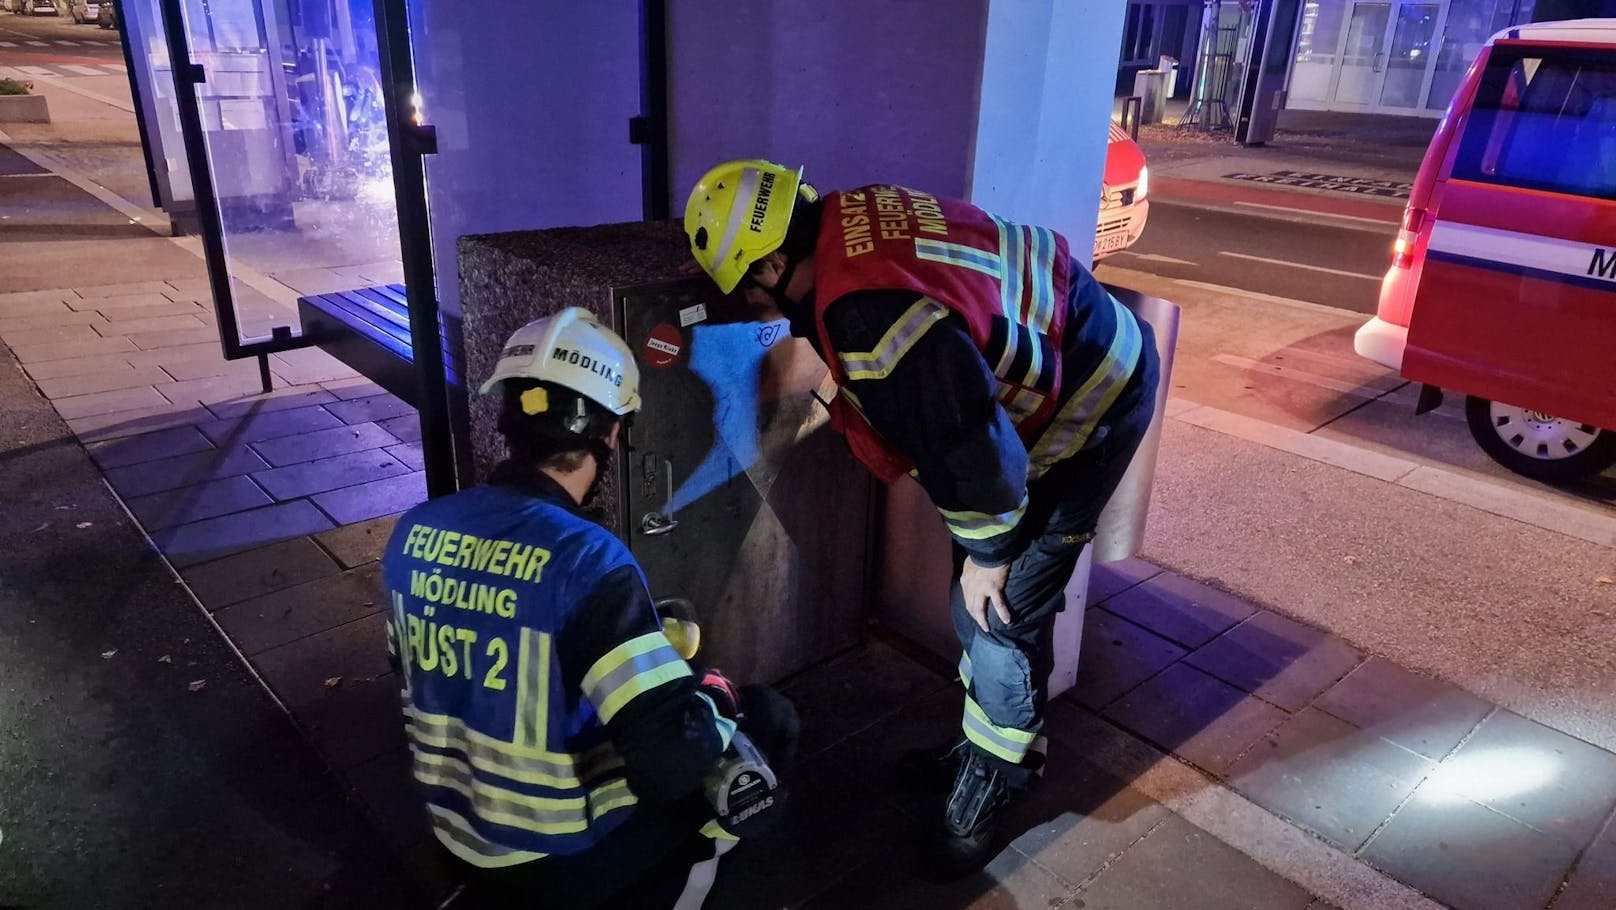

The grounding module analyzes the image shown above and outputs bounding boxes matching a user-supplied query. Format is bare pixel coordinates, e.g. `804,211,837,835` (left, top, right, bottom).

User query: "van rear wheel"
1465,396,1616,481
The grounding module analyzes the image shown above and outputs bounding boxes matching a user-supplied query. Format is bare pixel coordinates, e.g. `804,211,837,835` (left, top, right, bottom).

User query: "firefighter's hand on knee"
961,557,1012,632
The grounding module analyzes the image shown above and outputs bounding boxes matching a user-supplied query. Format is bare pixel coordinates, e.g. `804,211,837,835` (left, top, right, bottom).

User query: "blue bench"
296,284,459,406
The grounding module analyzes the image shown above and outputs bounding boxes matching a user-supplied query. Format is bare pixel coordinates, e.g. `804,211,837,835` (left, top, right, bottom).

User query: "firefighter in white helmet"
381,308,796,908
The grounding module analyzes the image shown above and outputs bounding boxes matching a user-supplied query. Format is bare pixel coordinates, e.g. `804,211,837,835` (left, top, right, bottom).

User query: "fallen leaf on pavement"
76,522,93,529
1343,556,1359,566
158,655,172,664
188,679,207,692
100,649,117,659
324,677,343,689
1597,576,1613,585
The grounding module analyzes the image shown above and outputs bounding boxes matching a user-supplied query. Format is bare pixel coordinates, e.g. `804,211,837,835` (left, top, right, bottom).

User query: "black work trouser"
447,794,717,910
951,339,1159,767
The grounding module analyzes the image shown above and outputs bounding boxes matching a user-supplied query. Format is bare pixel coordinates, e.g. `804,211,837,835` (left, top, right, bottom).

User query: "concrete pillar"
968,0,1126,246
408,0,644,319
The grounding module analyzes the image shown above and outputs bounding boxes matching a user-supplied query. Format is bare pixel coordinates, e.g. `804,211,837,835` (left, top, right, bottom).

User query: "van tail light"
1393,207,1425,269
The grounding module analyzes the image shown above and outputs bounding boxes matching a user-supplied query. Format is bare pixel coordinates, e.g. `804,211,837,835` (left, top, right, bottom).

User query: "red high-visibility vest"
812,185,1073,481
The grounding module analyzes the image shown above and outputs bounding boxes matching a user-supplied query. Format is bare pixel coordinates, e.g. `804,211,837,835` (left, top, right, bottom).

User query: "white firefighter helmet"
477,308,642,415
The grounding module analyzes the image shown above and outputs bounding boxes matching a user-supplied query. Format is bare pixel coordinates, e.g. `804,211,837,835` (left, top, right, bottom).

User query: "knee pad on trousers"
967,636,1036,730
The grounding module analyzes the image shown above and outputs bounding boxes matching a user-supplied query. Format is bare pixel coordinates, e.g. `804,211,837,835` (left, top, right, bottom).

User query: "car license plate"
1093,232,1130,257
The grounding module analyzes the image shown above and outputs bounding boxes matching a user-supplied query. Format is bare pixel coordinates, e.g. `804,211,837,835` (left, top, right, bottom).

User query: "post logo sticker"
644,324,682,368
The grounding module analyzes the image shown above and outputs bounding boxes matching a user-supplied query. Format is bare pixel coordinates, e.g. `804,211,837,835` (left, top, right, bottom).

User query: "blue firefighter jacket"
380,467,733,868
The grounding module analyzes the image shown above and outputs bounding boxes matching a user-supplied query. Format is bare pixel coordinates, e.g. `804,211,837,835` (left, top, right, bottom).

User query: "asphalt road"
0,9,124,74
1105,199,1398,315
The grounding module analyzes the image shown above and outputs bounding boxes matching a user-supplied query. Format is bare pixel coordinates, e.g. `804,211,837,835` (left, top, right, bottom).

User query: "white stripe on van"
1427,221,1616,286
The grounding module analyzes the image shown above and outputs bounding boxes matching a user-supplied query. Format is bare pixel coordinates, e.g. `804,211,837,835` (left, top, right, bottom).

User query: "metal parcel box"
458,222,874,684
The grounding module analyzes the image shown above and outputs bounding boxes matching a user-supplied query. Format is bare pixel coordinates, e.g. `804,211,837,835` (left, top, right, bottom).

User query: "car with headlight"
1093,124,1150,264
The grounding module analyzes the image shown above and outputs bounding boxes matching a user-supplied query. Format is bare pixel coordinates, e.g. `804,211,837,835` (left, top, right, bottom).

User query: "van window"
1453,46,1616,200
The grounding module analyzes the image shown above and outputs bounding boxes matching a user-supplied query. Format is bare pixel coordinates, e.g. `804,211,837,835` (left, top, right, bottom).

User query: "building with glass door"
1116,0,1205,96
1287,0,1538,115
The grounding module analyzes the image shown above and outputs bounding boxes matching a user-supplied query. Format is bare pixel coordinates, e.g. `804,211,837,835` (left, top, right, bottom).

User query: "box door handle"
640,456,678,535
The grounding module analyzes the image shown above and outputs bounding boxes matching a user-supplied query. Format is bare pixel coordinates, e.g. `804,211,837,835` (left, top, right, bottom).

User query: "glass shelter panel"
1380,2,1440,109
167,0,402,347
126,0,195,212
1427,0,1521,112
396,0,643,321
1291,0,1351,103
1334,2,1392,106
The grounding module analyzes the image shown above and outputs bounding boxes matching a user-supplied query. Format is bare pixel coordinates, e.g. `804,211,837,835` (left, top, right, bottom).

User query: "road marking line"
17,65,55,77
1211,354,1400,399
1047,702,1446,910
102,63,125,73
56,39,79,45
1232,200,1401,226
1116,251,1200,267
25,41,47,46
0,41,17,47
1156,198,1397,236
62,64,103,76
1171,279,1363,318
1170,399,1616,544
1219,251,1383,281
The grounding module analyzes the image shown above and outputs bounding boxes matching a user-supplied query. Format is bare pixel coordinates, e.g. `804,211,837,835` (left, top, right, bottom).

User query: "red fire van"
1355,19,1616,481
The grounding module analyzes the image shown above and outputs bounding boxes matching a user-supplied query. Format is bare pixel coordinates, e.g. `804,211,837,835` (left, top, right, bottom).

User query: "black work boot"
921,742,1044,879
895,737,969,794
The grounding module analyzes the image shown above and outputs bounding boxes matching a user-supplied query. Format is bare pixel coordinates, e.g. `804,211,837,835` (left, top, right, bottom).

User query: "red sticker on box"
644,323,682,368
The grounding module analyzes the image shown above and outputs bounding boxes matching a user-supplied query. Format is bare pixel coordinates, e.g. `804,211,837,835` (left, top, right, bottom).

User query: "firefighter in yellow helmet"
686,160,1160,877
382,308,797,908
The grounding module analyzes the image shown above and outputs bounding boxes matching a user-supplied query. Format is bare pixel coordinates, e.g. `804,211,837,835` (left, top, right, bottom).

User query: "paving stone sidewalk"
0,331,417,908
0,283,426,564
